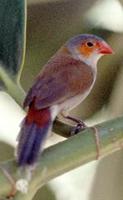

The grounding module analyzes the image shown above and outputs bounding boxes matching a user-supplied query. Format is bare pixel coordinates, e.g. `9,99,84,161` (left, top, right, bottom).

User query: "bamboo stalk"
0,116,123,199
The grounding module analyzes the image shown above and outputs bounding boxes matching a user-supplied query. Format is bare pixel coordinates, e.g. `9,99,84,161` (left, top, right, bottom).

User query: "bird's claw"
71,121,87,136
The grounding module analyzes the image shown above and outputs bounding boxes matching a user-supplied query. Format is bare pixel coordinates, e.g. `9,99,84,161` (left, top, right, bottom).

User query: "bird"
6,34,113,196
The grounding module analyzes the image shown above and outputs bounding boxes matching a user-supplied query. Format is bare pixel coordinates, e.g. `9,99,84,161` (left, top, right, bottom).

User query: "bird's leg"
64,115,87,135
61,114,100,159
0,167,17,199
61,114,87,135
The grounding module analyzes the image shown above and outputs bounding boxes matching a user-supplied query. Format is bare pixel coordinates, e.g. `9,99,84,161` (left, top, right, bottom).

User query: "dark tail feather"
16,118,52,167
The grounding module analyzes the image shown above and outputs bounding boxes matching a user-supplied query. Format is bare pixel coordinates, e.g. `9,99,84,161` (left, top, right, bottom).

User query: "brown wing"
24,53,94,109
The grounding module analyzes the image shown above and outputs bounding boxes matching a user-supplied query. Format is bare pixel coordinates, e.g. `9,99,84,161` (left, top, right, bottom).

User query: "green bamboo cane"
0,116,123,199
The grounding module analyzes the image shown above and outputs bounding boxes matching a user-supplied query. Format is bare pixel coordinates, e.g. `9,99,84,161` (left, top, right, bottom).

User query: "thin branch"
0,116,123,199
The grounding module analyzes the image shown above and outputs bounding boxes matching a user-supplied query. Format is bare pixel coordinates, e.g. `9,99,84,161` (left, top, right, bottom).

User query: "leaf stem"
0,67,25,106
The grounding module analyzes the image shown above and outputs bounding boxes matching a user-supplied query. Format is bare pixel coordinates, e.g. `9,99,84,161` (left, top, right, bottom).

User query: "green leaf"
0,0,26,104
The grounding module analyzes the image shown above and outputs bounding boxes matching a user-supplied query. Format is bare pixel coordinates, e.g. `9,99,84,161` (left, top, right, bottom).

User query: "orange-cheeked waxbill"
15,34,113,193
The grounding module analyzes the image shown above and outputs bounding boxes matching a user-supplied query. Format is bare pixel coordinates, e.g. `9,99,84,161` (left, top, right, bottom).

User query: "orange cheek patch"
78,45,93,57
77,43,100,57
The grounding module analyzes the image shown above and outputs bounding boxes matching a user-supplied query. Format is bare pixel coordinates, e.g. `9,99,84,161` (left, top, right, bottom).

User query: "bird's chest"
60,81,95,113
60,66,96,113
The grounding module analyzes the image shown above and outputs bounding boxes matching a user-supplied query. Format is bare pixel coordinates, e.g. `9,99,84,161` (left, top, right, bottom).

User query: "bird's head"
66,34,113,66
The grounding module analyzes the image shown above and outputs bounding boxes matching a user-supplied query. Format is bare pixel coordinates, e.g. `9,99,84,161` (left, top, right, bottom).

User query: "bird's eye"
86,42,94,47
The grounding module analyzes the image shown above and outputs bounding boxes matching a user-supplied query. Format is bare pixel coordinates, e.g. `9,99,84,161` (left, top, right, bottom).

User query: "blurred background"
1,0,123,199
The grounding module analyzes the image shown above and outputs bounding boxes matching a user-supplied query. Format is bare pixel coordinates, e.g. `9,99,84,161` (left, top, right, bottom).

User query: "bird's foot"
0,167,17,199
62,115,87,135
71,121,87,135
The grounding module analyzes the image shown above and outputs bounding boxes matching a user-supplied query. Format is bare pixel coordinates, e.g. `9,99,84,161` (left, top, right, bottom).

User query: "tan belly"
50,82,95,120
59,80,95,115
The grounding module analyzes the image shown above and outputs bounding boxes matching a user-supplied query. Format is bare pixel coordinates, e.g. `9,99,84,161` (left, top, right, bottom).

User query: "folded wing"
24,54,94,109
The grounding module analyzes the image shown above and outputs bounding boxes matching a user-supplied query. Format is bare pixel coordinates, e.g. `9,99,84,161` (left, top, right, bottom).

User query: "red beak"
99,41,114,54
